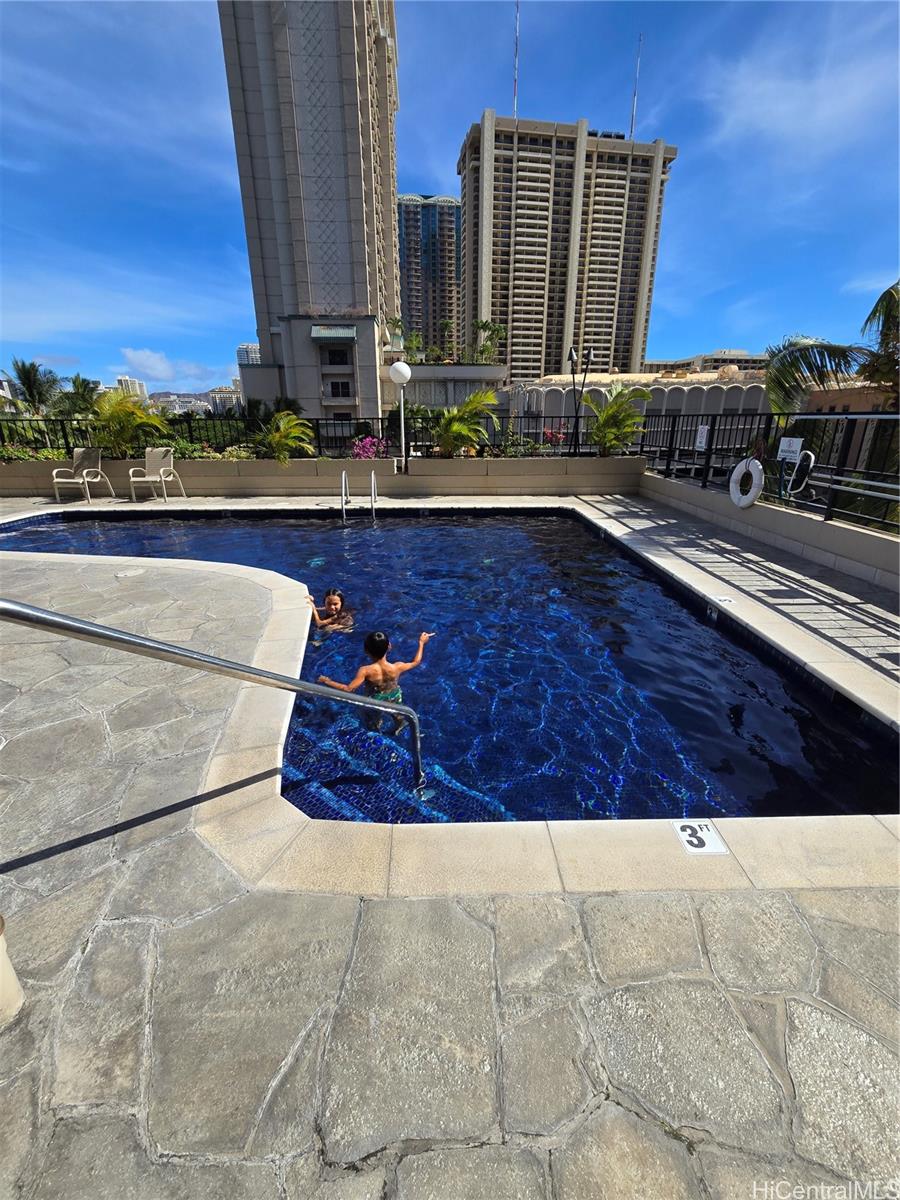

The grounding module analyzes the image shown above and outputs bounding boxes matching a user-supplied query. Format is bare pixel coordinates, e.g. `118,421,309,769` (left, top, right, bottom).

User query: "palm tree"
404,330,423,360
254,410,315,464
439,318,455,357
433,389,498,457
2,358,64,414
50,374,101,417
581,383,650,457
385,316,404,352
859,282,899,404
91,390,170,458
471,319,507,364
764,281,899,413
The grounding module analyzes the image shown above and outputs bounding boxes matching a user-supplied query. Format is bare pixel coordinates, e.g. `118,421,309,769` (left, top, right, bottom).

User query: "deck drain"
115,568,145,578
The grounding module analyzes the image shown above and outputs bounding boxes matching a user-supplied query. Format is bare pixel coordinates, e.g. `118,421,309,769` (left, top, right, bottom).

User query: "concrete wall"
387,456,646,497
640,473,899,590
2,455,645,501
380,363,507,411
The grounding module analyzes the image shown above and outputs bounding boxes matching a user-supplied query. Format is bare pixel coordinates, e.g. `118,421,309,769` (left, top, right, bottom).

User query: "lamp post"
567,346,595,456
388,360,412,473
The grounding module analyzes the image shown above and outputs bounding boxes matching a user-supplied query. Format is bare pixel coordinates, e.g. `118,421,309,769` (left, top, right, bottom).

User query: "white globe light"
389,361,412,385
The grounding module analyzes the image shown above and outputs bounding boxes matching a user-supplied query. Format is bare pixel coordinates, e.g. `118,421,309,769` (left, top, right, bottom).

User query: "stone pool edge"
1,502,897,899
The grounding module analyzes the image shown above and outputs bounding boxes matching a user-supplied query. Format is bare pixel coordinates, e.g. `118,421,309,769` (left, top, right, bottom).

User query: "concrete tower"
219,1,401,416
458,110,676,381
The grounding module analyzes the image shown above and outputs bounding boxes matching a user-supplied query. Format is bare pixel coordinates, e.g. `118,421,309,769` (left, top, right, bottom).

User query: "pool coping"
1,496,897,897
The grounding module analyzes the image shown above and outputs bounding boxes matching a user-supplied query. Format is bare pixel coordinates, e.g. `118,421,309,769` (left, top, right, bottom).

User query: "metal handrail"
340,469,350,523
370,469,378,521
0,599,426,787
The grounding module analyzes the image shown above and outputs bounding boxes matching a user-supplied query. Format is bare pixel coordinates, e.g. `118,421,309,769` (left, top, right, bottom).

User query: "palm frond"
255,410,315,464
860,281,899,345
587,397,644,457
764,337,868,414
4,358,63,414
91,390,170,457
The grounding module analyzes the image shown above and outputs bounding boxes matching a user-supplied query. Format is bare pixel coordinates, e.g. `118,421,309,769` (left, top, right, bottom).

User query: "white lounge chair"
51,447,116,504
129,447,186,502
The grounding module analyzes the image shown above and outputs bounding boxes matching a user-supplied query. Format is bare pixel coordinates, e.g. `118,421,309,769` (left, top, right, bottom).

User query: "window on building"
326,347,350,366
330,381,352,398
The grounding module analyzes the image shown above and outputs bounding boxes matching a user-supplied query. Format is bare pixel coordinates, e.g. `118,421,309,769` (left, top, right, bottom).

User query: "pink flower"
351,436,388,460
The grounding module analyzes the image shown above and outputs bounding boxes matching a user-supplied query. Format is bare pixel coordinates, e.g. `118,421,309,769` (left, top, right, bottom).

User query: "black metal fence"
1,410,896,532
0,413,599,458
637,411,899,533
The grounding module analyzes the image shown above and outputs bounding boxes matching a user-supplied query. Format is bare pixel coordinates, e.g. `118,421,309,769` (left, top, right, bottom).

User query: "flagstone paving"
1,555,898,1198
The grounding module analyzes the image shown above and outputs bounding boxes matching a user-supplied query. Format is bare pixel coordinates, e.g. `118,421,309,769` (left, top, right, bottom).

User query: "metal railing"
638,411,899,533
370,468,378,521
0,413,599,458
1,410,896,530
0,599,426,787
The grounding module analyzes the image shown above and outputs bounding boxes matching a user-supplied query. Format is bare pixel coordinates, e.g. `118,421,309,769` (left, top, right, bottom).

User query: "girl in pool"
307,588,354,633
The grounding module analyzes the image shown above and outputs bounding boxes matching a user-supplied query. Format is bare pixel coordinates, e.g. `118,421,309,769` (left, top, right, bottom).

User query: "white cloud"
701,6,897,168
841,273,896,295
114,349,233,390
121,348,175,380
0,16,237,190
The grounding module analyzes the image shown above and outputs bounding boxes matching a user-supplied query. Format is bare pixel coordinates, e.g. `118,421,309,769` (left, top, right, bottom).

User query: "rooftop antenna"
628,31,643,140
513,0,520,120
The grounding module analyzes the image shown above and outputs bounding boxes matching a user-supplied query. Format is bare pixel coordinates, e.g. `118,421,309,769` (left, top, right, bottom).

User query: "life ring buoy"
787,450,815,496
729,457,764,508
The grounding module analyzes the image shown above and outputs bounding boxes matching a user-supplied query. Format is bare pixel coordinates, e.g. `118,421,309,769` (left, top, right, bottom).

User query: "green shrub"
0,444,67,463
253,411,315,464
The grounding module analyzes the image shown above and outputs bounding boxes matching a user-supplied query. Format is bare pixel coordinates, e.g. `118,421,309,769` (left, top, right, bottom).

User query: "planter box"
316,458,396,478
486,458,567,477
235,459,319,478
0,454,645,500
407,458,488,477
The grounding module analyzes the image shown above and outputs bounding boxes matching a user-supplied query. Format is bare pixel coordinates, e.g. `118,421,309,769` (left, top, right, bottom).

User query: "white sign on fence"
776,437,804,462
694,425,710,452
671,820,730,855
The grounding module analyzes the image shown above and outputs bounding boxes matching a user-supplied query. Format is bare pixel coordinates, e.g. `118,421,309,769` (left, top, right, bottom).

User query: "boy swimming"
318,630,435,733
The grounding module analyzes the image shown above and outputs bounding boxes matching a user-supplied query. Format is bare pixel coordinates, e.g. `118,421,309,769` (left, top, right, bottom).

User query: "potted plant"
581,384,649,456
432,390,498,457
252,410,315,464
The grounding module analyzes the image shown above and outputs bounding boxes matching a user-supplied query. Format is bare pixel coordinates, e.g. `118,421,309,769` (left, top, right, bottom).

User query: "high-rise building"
458,111,676,381
116,376,148,400
397,194,461,355
219,1,401,417
236,343,261,366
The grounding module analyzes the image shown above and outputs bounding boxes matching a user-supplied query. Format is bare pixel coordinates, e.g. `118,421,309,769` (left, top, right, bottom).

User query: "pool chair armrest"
128,466,150,480
159,467,180,480
51,467,77,481
81,469,107,482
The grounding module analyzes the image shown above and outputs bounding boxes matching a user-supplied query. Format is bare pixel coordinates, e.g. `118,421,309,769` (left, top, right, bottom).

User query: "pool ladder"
0,598,427,787
340,469,378,524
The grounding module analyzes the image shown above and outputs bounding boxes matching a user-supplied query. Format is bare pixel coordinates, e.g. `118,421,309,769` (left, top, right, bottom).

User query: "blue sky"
1,0,897,392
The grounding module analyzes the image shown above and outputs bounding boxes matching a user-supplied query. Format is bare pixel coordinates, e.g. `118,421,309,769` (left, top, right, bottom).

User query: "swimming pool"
2,511,896,823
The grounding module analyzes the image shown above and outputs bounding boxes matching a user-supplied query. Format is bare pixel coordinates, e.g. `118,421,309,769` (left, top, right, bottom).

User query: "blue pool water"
2,512,896,822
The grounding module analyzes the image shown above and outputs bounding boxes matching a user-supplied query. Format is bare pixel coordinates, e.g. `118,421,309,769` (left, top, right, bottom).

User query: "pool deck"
0,493,898,1196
